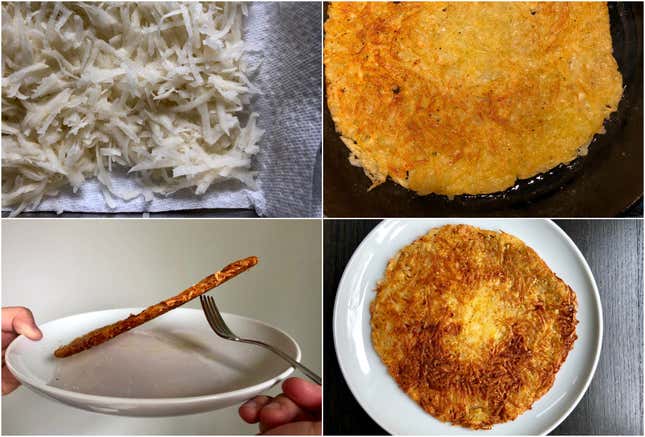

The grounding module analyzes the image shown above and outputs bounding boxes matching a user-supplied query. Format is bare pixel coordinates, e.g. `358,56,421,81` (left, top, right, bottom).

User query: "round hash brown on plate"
370,224,578,430
324,2,623,196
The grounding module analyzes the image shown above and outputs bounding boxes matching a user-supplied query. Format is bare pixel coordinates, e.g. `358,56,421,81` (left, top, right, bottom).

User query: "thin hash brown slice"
54,256,258,358
370,225,577,429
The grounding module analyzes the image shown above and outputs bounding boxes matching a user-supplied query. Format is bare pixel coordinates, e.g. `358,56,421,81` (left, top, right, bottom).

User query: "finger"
2,331,17,348
2,365,21,395
239,396,273,423
282,378,322,412
262,420,322,435
11,309,43,341
2,307,33,332
258,394,313,433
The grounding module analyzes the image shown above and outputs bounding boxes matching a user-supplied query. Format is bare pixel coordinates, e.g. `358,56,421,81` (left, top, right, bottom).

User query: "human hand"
2,307,43,395
239,377,322,435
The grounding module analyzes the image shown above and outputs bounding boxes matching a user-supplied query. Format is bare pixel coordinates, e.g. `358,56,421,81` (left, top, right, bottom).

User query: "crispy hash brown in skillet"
325,2,623,196
370,225,578,429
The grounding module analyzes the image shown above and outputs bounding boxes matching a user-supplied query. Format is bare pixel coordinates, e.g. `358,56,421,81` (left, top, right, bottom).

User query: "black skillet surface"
323,2,643,218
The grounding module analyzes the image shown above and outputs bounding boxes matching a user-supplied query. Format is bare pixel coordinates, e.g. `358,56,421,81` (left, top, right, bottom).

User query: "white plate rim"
332,218,603,435
6,308,301,404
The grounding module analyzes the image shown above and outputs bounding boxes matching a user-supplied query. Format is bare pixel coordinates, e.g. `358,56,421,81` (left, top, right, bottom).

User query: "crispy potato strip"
54,256,258,358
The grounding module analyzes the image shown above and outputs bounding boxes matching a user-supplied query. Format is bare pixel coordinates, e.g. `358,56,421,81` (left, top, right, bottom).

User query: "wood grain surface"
323,219,643,435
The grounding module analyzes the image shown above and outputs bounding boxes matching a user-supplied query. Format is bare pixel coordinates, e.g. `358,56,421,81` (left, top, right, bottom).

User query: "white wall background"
1,219,322,435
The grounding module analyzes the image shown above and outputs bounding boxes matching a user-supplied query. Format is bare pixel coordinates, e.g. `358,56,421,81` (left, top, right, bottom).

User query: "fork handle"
241,339,321,385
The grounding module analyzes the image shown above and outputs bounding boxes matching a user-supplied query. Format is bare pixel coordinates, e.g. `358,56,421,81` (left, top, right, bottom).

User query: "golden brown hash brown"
54,256,258,358
325,2,623,196
370,225,578,429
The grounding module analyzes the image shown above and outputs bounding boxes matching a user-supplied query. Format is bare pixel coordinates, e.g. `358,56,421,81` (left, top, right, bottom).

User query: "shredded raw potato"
2,2,263,215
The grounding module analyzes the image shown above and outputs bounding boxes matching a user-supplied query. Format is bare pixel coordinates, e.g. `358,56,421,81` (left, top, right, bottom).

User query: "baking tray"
323,2,643,218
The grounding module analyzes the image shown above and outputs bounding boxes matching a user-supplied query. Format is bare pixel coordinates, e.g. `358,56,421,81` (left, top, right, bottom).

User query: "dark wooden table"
323,219,643,435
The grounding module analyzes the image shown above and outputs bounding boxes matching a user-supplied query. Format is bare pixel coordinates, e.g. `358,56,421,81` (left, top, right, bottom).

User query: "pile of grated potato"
2,2,263,215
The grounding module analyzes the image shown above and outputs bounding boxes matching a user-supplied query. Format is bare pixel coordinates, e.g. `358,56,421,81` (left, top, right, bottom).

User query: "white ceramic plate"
6,308,300,417
333,219,602,435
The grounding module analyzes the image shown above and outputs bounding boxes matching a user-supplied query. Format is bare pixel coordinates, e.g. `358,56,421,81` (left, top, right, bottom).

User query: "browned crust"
324,2,622,196
54,256,258,358
370,225,578,429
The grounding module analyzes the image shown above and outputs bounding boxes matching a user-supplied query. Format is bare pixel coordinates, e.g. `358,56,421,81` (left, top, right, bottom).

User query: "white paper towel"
13,2,322,218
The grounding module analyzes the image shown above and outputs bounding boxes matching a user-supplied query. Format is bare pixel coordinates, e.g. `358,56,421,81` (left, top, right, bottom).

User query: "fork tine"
200,296,221,335
201,295,236,338
207,297,236,337
203,296,224,332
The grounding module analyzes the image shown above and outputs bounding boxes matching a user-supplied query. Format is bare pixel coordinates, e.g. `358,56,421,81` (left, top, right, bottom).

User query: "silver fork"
200,295,321,385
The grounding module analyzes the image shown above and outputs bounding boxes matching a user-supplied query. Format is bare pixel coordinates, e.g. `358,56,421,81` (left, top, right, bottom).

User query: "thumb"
282,378,322,412
12,312,43,341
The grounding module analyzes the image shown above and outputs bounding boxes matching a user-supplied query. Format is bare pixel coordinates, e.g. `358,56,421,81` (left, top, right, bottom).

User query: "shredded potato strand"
2,2,263,215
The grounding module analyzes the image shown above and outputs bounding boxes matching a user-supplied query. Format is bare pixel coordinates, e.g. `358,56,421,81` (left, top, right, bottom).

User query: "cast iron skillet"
323,2,643,218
